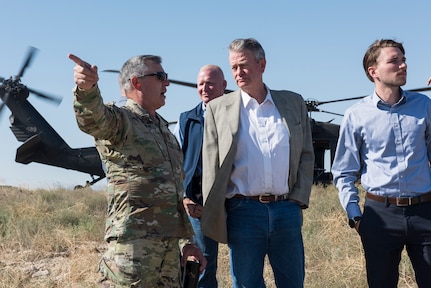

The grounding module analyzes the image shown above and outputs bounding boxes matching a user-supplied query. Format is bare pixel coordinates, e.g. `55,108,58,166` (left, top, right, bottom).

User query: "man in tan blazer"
201,38,314,287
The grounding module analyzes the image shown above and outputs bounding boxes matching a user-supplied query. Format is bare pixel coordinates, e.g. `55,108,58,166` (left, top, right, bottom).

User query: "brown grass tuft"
0,185,417,287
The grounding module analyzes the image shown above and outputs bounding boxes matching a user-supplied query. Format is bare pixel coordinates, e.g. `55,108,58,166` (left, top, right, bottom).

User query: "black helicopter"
2,47,431,187
1,47,106,188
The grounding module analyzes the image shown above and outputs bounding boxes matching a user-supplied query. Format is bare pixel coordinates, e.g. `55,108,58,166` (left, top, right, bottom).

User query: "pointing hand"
68,53,99,90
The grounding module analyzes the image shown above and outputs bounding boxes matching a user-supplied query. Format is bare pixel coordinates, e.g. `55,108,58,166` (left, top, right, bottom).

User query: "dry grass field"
0,184,417,288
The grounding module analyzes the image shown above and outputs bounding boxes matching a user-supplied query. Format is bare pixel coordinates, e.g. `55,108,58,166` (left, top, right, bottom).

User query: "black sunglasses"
138,72,168,81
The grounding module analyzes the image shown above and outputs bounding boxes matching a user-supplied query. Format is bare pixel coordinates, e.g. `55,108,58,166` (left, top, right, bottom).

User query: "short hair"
363,39,405,82
119,55,162,93
199,64,225,80
229,38,265,62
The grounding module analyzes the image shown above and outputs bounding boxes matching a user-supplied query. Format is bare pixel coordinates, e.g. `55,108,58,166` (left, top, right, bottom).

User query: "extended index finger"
68,53,90,68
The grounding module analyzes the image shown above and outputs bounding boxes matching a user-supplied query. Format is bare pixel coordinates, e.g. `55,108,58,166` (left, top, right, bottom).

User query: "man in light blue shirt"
332,39,431,287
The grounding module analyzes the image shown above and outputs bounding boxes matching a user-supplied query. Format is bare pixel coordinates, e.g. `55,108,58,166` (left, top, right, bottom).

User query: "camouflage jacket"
73,85,193,241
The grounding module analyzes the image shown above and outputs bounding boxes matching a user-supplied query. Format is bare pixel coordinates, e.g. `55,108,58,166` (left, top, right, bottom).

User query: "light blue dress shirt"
332,90,431,218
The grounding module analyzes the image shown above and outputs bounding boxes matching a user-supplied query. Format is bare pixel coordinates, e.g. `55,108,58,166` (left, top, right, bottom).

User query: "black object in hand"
182,260,200,288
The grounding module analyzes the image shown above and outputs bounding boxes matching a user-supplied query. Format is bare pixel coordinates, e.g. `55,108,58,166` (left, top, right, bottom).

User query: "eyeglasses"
137,72,168,81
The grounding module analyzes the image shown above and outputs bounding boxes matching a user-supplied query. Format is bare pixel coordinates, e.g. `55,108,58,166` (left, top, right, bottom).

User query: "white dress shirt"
226,87,290,198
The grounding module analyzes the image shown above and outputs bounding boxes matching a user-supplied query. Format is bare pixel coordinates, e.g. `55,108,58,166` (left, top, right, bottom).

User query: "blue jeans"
226,197,304,288
189,215,219,288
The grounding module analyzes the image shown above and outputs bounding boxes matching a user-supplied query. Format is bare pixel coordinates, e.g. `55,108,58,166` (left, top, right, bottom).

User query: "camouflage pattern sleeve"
73,86,194,240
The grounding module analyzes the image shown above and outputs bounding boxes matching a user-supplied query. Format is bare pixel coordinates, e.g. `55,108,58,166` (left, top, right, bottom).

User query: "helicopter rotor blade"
314,108,344,117
0,86,8,116
315,96,367,106
102,69,120,73
28,87,62,105
169,79,197,89
315,86,431,107
103,70,198,89
168,79,234,94
308,85,431,117
407,86,431,93
102,69,235,94
17,46,38,79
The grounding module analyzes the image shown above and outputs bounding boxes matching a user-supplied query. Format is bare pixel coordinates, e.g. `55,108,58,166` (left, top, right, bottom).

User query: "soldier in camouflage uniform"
68,53,207,288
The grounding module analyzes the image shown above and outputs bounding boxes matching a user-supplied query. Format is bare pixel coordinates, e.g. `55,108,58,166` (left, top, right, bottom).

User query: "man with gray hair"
201,38,314,288
68,53,206,287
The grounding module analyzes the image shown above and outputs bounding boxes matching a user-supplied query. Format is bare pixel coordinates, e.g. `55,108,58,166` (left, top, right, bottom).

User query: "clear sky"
1,0,430,189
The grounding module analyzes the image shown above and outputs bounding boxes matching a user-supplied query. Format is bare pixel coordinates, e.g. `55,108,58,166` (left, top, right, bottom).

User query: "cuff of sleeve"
346,202,362,219
73,84,98,97
178,238,195,254
73,84,100,104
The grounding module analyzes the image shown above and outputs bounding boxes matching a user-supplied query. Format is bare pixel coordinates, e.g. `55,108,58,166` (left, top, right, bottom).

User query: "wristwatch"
348,216,362,228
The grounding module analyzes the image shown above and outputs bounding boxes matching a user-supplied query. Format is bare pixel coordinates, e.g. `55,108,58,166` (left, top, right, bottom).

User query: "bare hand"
183,198,203,218
427,76,431,86
68,53,99,90
181,244,207,274
354,220,361,233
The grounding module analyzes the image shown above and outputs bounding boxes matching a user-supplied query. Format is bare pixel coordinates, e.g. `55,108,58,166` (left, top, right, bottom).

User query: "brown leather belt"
232,193,289,204
366,191,431,206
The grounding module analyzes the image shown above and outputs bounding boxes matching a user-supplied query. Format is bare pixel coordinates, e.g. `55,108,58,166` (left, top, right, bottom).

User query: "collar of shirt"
201,101,206,119
125,98,151,120
371,89,406,108
240,85,273,108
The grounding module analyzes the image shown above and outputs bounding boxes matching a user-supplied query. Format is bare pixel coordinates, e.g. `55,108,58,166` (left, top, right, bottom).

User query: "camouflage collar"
125,99,151,121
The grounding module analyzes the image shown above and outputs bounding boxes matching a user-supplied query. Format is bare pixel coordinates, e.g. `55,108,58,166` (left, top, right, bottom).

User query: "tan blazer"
201,89,314,243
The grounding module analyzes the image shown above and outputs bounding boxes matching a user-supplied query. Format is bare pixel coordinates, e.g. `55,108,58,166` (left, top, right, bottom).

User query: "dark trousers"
360,198,431,288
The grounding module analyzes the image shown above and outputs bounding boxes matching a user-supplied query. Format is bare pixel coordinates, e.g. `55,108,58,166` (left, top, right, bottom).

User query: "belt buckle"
258,193,271,204
396,197,412,207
